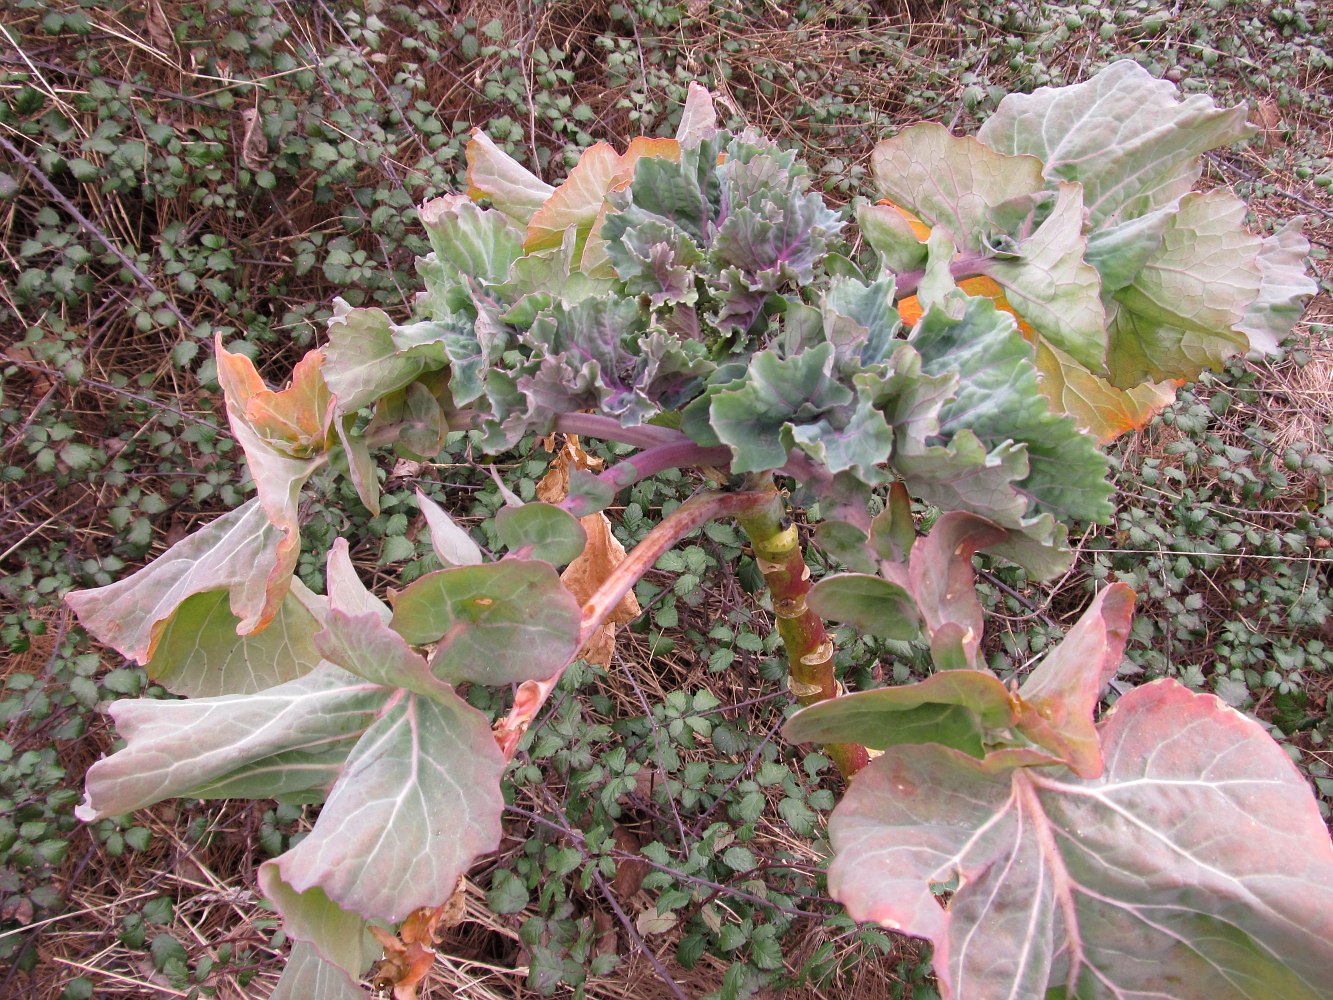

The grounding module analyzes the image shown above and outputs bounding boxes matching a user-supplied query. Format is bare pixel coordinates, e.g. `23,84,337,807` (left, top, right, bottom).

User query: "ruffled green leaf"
911,295,1112,524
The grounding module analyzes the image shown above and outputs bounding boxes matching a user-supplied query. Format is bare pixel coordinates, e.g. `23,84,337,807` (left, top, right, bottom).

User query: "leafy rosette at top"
76,516,586,995
65,340,344,694
600,128,845,353
870,60,1315,444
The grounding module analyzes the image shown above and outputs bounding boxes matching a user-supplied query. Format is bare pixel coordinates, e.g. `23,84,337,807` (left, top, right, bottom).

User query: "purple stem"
554,412,686,449
892,249,989,299
557,440,734,516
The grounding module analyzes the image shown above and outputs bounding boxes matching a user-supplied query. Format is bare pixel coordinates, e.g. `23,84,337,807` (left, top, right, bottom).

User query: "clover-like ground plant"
67,66,1333,999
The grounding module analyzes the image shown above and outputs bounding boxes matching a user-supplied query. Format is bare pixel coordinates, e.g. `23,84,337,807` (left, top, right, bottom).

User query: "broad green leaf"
827,680,1333,999
495,502,587,565
389,560,581,686
269,942,370,1000
868,482,915,564
787,380,895,485
813,521,876,575
323,304,446,415
265,690,506,922
808,573,919,641
856,200,928,273
75,664,385,820
367,377,450,461
256,877,380,986
1236,218,1317,354
415,489,483,567
1014,583,1135,778
871,123,1045,249
977,59,1254,226
784,670,1017,755
65,498,295,662
911,295,1113,525
465,128,554,224
315,610,456,702
144,583,322,698
1034,340,1178,444
906,512,1007,667
1112,190,1260,349
525,138,680,256
977,183,1108,373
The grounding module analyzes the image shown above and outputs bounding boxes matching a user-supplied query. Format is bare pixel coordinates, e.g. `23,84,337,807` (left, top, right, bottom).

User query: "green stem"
734,477,869,779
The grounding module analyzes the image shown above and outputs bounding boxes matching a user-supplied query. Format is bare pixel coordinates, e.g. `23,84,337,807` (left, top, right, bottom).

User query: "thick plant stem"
735,479,869,779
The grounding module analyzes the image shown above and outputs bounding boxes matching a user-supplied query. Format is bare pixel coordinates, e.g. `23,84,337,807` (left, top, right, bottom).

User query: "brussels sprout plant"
67,64,1333,999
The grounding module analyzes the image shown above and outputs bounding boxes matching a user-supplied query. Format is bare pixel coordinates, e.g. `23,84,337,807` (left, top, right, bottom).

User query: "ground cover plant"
58,58,1333,1000
3,1,1332,998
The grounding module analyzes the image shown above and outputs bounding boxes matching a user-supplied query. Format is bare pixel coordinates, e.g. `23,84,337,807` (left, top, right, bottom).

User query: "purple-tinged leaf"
828,680,1333,999
389,560,581,686
266,690,506,923
906,512,1007,667
1015,583,1135,778
76,664,386,820
784,670,1017,755
66,497,295,662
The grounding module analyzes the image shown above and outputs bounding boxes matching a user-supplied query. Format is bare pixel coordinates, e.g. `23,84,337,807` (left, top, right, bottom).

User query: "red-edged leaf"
1014,582,1135,777
828,680,1333,999
907,512,1007,667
